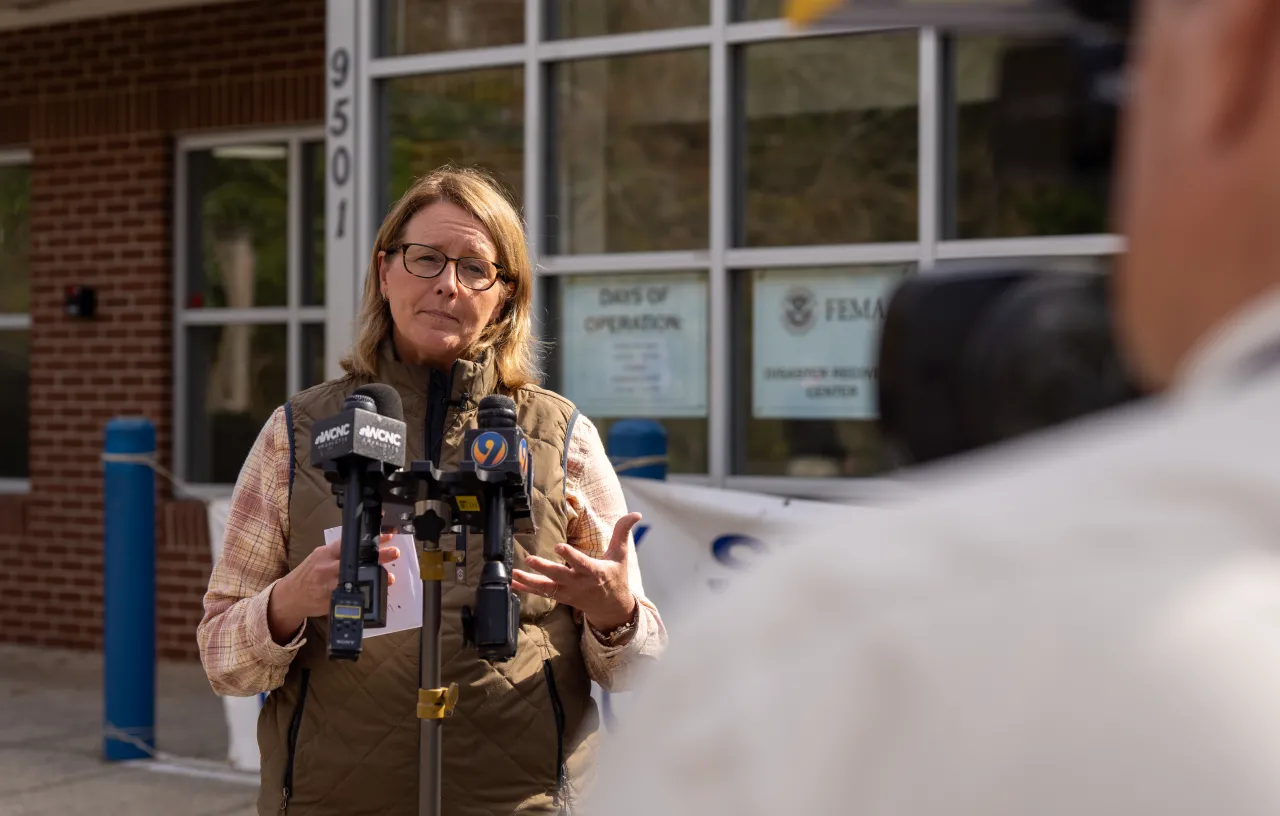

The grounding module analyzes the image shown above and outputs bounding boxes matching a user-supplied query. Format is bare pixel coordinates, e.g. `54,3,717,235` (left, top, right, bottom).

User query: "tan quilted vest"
255,342,599,815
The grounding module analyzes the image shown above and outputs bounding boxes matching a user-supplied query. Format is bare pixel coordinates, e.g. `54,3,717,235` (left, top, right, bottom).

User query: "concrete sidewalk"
0,643,260,815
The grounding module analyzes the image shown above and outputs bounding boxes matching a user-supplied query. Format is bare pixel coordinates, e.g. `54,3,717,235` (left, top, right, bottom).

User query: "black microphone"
460,394,531,662
310,383,407,661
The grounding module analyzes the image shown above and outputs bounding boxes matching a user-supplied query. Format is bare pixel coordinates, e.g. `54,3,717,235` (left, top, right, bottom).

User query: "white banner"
561,272,708,418
752,267,910,420
616,477,877,630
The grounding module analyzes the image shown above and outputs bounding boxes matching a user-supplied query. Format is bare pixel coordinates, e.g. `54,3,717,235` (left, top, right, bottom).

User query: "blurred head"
1115,0,1280,390
342,166,541,389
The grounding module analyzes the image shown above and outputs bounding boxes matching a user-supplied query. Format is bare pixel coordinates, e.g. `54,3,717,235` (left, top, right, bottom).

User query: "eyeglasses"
390,243,505,291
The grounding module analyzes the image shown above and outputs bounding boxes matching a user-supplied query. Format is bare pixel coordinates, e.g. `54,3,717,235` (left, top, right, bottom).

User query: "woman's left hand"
512,512,642,631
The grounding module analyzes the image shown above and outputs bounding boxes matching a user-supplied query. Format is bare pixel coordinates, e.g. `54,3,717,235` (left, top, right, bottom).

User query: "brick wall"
0,0,324,660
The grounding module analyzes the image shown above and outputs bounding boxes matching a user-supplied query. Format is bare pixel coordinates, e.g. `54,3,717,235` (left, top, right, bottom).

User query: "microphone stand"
411,496,461,816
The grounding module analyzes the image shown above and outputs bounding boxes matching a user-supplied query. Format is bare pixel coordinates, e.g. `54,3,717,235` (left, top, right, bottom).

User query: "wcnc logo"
470,431,509,469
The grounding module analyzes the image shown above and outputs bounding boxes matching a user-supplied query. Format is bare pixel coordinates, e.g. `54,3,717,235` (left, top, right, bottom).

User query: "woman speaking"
197,166,668,815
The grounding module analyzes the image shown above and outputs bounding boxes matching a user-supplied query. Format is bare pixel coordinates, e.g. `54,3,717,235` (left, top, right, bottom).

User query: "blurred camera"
877,269,1143,466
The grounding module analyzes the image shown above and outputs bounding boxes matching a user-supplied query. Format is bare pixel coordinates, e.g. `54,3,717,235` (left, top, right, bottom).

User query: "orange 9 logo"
518,438,530,479
470,431,509,469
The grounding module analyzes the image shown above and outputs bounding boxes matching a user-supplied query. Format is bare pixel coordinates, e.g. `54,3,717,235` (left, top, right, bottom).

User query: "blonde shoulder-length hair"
340,165,542,390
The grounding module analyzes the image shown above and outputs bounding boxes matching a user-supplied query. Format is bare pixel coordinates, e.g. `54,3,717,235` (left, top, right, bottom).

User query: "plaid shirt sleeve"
564,415,669,692
196,405,304,698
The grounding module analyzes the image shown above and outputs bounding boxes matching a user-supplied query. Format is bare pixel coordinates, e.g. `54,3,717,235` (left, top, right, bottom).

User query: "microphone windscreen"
478,394,516,412
353,383,405,422
477,394,518,429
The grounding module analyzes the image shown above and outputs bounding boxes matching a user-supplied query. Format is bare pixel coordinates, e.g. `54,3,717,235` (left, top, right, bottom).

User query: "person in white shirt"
588,1,1280,814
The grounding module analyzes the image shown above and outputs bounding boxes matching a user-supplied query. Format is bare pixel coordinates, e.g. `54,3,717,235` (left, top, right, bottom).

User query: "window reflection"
947,35,1116,238
382,69,524,211
735,0,783,20
0,331,27,479
550,49,710,254
187,145,289,310
0,163,28,314
302,323,326,390
378,0,524,56
185,324,288,484
302,141,326,306
737,33,920,247
547,0,708,39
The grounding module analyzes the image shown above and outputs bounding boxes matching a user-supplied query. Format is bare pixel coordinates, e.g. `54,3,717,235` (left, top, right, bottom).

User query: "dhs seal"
781,286,817,335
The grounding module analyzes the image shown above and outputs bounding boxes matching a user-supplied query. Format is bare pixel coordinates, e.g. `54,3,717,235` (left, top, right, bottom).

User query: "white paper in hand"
323,526,422,637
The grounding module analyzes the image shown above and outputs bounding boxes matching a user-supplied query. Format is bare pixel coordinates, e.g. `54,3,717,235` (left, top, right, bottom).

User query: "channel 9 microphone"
460,394,533,662
309,383,407,661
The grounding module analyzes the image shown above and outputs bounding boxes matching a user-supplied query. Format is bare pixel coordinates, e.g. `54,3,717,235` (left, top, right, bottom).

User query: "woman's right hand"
267,533,401,645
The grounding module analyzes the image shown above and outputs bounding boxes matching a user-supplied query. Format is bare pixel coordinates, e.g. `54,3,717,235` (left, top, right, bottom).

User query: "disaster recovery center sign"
752,266,910,420
561,272,708,418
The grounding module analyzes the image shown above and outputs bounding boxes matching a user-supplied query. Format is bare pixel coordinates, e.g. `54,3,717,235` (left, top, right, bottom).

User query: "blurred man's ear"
1196,0,1280,148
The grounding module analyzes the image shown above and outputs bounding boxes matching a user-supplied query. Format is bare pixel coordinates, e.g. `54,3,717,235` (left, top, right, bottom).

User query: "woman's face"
378,200,506,370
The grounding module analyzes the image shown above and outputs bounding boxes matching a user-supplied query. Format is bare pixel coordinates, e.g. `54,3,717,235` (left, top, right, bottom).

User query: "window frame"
0,148,31,494
172,127,326,495
359,0,1125,499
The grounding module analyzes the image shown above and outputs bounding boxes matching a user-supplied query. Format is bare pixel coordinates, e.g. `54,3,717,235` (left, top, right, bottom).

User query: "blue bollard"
606,419,668,481
103,417,157,762
602,419,668,733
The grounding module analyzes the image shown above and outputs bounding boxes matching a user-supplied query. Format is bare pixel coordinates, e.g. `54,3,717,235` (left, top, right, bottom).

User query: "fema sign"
751,266,911,420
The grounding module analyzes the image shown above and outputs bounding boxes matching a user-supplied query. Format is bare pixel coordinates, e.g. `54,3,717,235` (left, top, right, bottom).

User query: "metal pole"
418,534,445,816
102,417,157,761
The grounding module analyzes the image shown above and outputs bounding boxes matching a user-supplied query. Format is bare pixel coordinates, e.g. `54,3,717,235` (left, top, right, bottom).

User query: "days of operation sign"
752,266,910,420
561,273,708,418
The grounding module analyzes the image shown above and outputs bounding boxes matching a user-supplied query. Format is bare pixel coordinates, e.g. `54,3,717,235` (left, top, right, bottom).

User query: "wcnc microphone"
308,385,535,663
307,383,407,660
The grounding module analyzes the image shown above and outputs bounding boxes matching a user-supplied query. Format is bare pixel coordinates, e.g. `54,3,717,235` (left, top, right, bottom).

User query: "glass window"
0,160,29,481
735,0,783,20
302,323,326,390
946,35,1115,239
302,141,326,306
547,0,709,39
0,163,29,314
184,324,289,485
378,0,524,56
737,33,920,247
0,331,28,480
177,137,326,485
733,264,914,477
543,272,710,474
549,49,710,254
382,68,525,212
186,145,289,310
